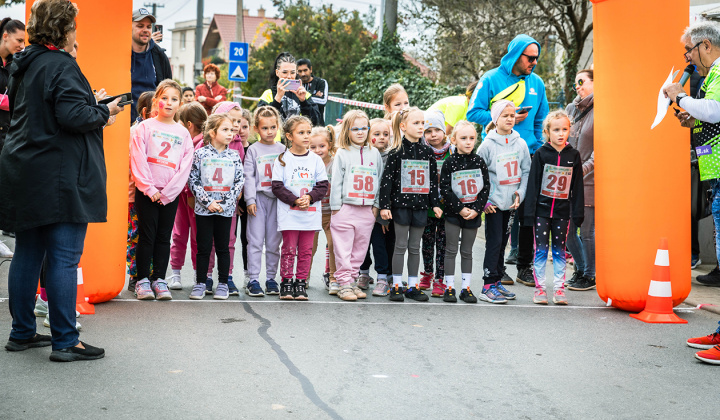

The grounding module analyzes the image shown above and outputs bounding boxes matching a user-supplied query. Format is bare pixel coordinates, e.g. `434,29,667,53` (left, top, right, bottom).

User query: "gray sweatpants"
444,221,477,276
247,193,282,281
392,223,424,276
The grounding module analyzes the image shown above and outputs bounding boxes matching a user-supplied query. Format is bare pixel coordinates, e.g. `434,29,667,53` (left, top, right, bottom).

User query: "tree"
244,0,373,107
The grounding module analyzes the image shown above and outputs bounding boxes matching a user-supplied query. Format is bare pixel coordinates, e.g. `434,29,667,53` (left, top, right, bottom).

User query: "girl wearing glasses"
329,110,384,301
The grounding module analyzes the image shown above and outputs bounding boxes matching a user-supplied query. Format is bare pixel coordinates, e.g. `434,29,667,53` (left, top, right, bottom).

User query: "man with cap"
466,34,550,288
131,8,172,123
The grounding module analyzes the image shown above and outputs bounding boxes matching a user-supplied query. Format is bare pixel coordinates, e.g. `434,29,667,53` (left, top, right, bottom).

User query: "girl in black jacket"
379,107,442,302
524,111,584,306
439,121,489,303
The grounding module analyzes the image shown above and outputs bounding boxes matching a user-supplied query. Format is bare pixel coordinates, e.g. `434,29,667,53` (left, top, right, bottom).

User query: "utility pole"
194,0,204,81
143,2,164,19
379,0,385,40
235,0,244,104
382,0,397,41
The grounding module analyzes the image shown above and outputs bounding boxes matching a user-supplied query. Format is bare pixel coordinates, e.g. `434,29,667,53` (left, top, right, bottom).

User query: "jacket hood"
485,129,522,146
10,44,54,78
500,34,541,77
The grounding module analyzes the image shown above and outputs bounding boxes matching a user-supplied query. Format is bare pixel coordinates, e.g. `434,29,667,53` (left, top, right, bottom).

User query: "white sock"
461,273,472,289
445,275,455,288
377,274,387,281
393,275,403,286
172,269,181,276
360,269,369,275
408,276,418,288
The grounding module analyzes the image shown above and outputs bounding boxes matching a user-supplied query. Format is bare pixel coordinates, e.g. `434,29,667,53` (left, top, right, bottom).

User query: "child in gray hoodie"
477,100,531,304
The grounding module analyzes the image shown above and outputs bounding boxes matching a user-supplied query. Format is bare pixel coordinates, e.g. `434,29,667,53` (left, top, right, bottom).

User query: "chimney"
257,7,265,18
242,8,249,16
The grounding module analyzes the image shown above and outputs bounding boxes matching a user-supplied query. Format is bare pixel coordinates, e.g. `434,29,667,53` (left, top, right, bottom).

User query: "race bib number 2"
257,154,279,187
148,130,184,169
401,160,430,194
540,165,572,199
451,169,483,203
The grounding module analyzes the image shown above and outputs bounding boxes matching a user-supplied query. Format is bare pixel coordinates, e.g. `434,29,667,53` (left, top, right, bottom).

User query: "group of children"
125,77,584,305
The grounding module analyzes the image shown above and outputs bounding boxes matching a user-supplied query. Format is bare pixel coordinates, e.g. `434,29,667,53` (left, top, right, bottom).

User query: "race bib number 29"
540,165,572,199
401,160,430,194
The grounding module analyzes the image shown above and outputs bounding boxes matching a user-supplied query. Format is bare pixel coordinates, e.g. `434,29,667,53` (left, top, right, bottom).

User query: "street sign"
228,42,248,62
228,61,248,83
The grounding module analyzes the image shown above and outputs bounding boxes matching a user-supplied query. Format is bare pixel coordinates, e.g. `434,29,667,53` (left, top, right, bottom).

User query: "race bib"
401,160,430,194
451,169,484,203
257,154,279,187
289,177,317,212
540,165,572,199
348,165,378,199
148,130,184,169
496,152,521,185
201,158,235,192
436,160,444,180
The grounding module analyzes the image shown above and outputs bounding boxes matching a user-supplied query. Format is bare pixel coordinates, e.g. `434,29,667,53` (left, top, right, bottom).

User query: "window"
179,65,185,82
181,31,186,50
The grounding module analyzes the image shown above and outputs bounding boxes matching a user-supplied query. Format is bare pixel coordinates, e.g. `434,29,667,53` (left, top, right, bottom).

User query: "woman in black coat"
0,0,124,362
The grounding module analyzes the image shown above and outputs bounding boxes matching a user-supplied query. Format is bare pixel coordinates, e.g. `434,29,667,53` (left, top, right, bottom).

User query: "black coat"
523,142,584,227
0,52,12,148
0,44,111,232
440,152,490,229
379,137,441,211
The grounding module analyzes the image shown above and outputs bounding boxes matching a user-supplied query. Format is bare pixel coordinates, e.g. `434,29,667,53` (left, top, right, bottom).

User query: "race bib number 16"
401,160,430,194
540,164,572,199
451,169,483,203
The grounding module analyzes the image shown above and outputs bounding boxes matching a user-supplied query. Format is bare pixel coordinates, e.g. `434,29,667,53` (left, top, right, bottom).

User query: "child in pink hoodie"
130,80,195,301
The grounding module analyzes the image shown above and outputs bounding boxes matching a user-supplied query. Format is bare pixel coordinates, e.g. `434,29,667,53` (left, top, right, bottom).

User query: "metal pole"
194,0,204,81
379,0,385,40
234,0,244,104
383,0,397,41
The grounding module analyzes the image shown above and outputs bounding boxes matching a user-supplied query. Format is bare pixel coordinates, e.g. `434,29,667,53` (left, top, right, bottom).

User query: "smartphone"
99,92,132,107
674,107,681,115
284,79,302,91
154,24,163,35
516,106,533,114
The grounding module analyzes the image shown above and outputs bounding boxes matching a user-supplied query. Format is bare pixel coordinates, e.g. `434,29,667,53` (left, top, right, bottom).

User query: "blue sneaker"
478,285,508,304
189,283,206,300
494,281,516,300
265,279,280,295
214,283,229,300
205,277,214,295
227,276,239,296
692,255,702,269
245,280,265,297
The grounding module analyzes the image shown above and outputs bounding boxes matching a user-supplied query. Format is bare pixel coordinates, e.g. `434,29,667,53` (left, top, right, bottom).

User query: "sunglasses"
522,53,539,63
573,78,590,90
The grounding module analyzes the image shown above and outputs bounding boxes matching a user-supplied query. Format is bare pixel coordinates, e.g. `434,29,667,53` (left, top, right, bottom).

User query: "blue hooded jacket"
466,34,550,154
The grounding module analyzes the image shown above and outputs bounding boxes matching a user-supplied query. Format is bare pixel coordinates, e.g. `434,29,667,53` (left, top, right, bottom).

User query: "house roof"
203,13,285,57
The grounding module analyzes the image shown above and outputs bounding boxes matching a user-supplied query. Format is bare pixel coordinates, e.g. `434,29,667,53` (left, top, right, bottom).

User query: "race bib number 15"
401,160,430,194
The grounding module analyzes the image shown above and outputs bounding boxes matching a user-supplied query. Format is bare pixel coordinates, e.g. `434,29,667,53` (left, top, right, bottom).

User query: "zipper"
549,151,560,218
360,145,365,206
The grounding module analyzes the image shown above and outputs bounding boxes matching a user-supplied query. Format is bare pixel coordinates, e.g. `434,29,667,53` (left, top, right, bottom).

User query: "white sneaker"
167,273,183,290
34,296,48,317
44,314,82,331
328,281,340,295
0,240,13,258
244,270,250,287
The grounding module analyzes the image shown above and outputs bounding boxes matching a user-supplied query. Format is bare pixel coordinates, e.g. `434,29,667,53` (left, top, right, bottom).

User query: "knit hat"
424,109,446,133
491,99,515,126
213,101,241,115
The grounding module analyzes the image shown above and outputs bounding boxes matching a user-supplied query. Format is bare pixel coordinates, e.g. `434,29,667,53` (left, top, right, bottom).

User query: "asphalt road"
1,233,718,419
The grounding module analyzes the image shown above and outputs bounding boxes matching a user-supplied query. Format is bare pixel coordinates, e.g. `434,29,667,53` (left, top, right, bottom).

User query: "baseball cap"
132,8,156,23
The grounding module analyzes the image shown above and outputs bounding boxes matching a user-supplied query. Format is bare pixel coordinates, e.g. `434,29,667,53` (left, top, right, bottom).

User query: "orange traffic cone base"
629,311,687,324
76,302,95,315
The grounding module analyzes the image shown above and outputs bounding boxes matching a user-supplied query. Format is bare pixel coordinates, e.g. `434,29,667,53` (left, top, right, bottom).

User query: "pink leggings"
280,230,315,280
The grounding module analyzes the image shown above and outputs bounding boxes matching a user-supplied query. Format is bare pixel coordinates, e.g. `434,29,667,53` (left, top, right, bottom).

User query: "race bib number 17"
496,152,521,185
540,164,572,199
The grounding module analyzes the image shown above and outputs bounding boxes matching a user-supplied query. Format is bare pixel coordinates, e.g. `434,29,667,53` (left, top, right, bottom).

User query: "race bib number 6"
201,158,235,192
496,152,521,185
401,160,430,194
148,130,184,169
257,154,279,187
451,169,483,203
289,178,317,212
349,165,378,199
540,164,572,199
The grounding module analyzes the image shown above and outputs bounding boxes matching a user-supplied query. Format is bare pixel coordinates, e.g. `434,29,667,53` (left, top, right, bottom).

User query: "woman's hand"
381,209,392,220
295,85,307,102
275,79,290,102
214,95,223,101
197,96,207,103
107,97,125,116
247,204,257,216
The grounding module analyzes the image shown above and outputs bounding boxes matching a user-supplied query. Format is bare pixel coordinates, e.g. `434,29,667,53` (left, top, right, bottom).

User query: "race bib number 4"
257,154,279,187
148,130,184,169
349,165,378,199
201,158,234,192
401,160,430,194
540,165,572,199
496,152,521,185
289,178,317,212
451,169,484,203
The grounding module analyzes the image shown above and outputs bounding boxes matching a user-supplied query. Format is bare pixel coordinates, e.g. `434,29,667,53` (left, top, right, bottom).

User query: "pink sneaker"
419,272,433,290
431,280,446,297
533,288,548,305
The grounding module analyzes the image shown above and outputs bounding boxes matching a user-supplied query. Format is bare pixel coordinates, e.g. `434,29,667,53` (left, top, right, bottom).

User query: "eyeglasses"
350,126,369,132
522,53,539,63
684,41,703,60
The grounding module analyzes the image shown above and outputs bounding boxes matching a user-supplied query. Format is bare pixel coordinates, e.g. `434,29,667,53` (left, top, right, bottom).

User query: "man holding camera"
131,8,172,122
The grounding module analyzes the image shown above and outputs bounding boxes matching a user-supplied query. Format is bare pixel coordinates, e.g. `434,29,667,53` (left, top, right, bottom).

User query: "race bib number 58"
349,165,378,199
401,160,430,194
540,165,572,199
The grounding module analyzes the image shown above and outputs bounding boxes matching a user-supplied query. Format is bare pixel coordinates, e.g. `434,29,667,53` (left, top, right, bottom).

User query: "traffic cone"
630,238,687,324
76,263,95,315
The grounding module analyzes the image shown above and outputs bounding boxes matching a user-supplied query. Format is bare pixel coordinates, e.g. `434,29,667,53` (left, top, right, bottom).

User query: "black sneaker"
568,275,596,291
2,231,15,238
49,341,105,362
501,269,514,285
405,287,429,302
505,248,518,265
460,287,478,303
443,287,457,303
205,277,214,295
293,279,308,300
389,284,405,302
280,279,295,300
516,267,535,287
323,273,330,290
127,277,137,292
697,267,720,287
565,270,584,288
5,334,51,351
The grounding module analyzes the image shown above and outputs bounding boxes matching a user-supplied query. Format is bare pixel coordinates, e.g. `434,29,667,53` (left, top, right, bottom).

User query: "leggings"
195,215,232,284
135,188,180,281
444,221,477,276
533,216,569,291
421,217,446,277
392,224,424,277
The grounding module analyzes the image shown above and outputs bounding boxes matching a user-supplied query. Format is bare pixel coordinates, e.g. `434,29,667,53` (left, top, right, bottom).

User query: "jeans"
483,210,513,284
713,182,720,265
8,222,87,350
566,207,596,277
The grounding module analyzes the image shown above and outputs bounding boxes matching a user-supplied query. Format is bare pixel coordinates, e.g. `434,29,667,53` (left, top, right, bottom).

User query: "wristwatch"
676,92,688,106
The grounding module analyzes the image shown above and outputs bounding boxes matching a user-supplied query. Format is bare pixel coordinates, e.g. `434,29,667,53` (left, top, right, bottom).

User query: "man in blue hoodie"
131,8,172,123
467,34,550,287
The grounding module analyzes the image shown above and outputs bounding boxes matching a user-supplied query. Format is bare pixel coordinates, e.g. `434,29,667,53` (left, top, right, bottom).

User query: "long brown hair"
383,83,407,119
278,115,312,166
203,113,233,146
178,102,208,137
